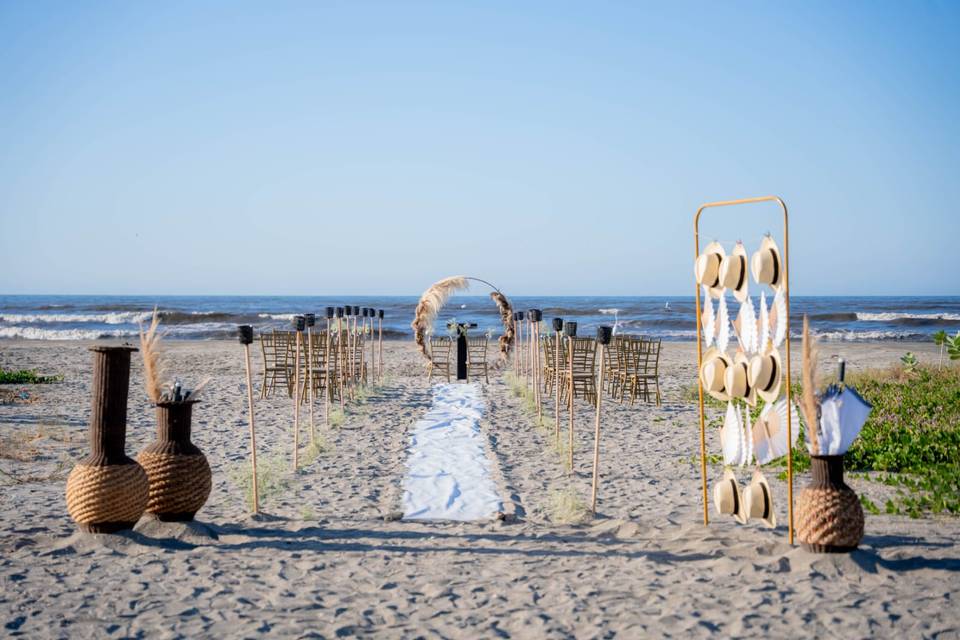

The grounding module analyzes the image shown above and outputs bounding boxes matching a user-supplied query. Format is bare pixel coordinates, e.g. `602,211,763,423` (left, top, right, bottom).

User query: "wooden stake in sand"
564,321,578,472
359,308,367,386
552,317,564,446
238,325,259,514
324,307,334,428
353,305,362,386
336,307,345,412
529,309,543,422
592,326,612,514
518,311,526,384
291,315,305,470
525,312,533,389
367,308,375,385
305,313,316,447
377,309,384,383
344,306,354,389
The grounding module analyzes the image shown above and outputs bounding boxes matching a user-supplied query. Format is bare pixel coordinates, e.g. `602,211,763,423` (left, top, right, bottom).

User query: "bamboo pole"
325,309,333,428
378,310,384,383
535,321,542,420
337,308,345,413
565,322,578,472
345,306,354,388
369,309,376,385
553,318,563,446
357,307,369,386
238,326,259,515
592,326,612,514
525,315,533,390
305,314,316,447
516,311,524,382
530,310,543,421
568,336,574,471
292,316,304,470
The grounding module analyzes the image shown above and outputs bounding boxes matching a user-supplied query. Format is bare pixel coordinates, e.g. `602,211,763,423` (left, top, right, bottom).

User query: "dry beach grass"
0,338,957,638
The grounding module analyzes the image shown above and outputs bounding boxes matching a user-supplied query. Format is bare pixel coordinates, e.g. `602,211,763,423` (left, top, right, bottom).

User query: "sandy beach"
0,338,957,638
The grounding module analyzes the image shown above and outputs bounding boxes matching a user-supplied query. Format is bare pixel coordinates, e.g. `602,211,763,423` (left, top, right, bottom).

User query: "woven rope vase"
65,346,149,533
137,401,211,522
796,455,864,553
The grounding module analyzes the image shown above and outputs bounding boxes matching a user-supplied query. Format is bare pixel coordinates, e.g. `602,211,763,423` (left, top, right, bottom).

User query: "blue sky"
1,1,958,296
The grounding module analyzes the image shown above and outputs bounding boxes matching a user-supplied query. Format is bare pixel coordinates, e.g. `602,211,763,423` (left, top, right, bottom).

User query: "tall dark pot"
137,401,212,521
65,346,149,533
796,454,864,553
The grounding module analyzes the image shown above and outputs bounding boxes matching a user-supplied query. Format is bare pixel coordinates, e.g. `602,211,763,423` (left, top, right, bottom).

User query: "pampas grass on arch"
411,276,515,363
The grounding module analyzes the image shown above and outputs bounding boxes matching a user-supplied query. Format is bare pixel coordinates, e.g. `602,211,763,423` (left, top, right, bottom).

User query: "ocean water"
0,295,958,342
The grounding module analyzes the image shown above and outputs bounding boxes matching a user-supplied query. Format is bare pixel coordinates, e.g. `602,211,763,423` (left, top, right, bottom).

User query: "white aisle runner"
402,383,503,521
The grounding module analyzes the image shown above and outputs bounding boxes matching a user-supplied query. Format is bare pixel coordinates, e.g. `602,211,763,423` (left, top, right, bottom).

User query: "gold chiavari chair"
428,337,453,383
259,329,295,399
560,337,598,407
301,330,338,403
619,336,662,405
467,335,489,383
602,335,621,398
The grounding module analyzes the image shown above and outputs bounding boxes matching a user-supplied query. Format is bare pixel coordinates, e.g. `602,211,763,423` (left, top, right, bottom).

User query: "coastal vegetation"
845,364,960,517
0,369,62,384
682,360,960,518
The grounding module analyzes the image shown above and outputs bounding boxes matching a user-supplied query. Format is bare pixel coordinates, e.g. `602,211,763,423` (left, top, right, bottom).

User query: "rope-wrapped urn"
796,455,864,553
137,401,212,521
65,346,150,533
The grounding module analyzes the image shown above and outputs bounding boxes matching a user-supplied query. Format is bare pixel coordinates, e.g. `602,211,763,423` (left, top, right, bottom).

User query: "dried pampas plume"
411,276,470,360
800,315,820,455
489,290,514,365
139,307,166,404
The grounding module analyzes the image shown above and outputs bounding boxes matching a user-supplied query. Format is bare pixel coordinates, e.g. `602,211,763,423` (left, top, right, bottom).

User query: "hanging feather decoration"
489,290,515,364
773,288,787,348
758,291,770,353
702,286,716,348
721,401,744,466
411,276,470,361
717,294,730,353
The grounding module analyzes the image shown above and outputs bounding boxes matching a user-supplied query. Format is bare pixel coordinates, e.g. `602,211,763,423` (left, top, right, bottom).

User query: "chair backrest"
261,330,292,368
638,337,661,374
430,337,452,363
603,335,619,371
543,335,555,370
569,337,597,376
308,331,328,368
467,336,487,357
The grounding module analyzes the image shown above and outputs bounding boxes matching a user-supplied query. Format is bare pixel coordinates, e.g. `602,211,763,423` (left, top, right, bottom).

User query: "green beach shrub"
0,369,63,384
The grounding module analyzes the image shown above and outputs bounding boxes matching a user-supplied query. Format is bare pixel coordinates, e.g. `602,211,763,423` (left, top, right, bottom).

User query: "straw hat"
723,352,756,406
751,235,783,291
743,470,776,528
695,242,726,299
713,469,747,524
749,347,782,403
719,242,749,302
699,348,732,402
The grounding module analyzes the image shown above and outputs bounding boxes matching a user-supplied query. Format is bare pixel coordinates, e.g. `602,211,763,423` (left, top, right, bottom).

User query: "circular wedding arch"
411,276,515,364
